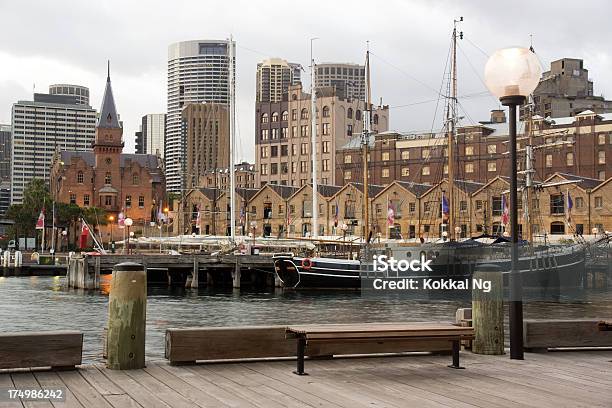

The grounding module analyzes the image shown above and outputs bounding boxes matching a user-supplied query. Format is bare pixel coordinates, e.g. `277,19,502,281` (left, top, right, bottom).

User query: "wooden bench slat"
0,331,83,370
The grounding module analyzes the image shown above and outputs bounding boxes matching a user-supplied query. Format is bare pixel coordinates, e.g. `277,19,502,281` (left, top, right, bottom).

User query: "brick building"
51,72,165,242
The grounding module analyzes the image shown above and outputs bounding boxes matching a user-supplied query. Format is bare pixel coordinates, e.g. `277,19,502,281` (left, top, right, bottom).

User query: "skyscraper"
0,124,11,182
138,113,166,157
166,39,234,192
315,63,366,101
10,91,97,204
256,58,302,103
49,84,90,105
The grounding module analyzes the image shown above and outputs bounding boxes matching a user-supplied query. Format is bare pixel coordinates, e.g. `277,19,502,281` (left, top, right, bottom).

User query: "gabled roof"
472,176,510,196
591,176,612,193
454,179,486,194
197,188,223,201
268,184,299,199
97,66,121,129
543,172,603,191
375,180,432,199
236,188,260,202
288,183,343,201
350,182,385,197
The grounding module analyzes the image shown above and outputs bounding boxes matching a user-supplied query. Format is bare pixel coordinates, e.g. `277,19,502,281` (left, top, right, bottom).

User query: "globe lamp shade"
484,47,542,99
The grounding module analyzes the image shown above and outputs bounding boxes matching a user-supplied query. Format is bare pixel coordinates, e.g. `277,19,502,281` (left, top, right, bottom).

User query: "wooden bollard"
472,264,504,355
106,262,146,370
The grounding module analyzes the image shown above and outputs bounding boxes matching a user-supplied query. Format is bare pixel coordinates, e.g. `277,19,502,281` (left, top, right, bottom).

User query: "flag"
157,200,165,223
566,190,573,224
441,193,449,221
118,210,125,228
333,199,339,227
501,195,509,225
195,205,201,229
387,202,395,226
35,209,45,230
239,205,245,226
79,220,89,249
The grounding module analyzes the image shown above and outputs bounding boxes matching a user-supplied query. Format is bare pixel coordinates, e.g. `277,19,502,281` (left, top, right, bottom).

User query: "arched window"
550,221,565,235
355,110,362,121
322,106,330,118
281,111,288,121
77,171,84,184
261,113,269,123
271,112,279,122
300,108,308,119
292,94,297,101
104,172,112,184
373,114,379,125
132,174,140,185
347,108,353,119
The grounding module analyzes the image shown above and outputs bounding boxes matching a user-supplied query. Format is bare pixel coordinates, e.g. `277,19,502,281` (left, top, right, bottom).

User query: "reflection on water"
0,276,610,363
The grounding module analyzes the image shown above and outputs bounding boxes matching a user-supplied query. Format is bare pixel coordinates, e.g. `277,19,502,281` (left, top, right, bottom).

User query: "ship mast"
310,38,318,239
229,35,236,241
446,17,462,240
362,43,372,242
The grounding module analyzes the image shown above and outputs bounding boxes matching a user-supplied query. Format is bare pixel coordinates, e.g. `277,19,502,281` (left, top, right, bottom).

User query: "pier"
1,350,610,407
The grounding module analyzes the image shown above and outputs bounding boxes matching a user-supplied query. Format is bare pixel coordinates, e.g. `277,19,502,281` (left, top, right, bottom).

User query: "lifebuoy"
301,258,312,270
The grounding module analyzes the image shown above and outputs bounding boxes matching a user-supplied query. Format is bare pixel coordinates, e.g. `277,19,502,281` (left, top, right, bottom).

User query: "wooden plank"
33,371,83,408
103,394,142,408
120,369,197,408
0,332,82,370
56,371,113,408
0,373,23,408
77,366,125,397
99,369,170,408
10,372,53,408
287,322,471,334
523,319,612,349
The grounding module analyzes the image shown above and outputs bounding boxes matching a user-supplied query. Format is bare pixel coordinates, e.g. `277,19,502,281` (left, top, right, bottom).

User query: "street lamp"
108,215,115,248
484,47,541,360
124,217,133,255
163,207,170,238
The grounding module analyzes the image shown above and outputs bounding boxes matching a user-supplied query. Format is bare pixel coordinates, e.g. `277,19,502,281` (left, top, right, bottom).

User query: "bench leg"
448,340,465,369
293,337,308,376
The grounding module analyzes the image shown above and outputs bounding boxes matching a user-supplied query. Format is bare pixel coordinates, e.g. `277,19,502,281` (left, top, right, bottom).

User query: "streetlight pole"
484,47,541,361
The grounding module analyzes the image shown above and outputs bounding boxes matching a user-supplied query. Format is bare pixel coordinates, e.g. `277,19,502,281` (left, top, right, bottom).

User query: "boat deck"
1,350,611,407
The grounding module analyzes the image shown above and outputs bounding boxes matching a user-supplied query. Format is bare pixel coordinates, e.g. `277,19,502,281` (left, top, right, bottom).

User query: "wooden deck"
1,350,611,407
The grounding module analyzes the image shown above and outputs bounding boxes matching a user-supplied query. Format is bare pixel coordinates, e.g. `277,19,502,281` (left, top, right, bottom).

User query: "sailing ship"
273,22,590,290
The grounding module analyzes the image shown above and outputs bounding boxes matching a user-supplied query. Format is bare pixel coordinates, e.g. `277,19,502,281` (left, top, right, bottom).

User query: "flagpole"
386,194,389,240
41,208,45,254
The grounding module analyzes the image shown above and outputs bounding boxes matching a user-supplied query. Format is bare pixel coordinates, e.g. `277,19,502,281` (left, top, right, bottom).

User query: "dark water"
0,275,610,363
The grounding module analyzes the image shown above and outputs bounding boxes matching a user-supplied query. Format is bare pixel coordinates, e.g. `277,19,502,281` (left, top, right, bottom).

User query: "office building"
256,58,302,103
10,90,97,204
0,124,11,182
138,113,166,157
166,39,234,192
521,58,612,119
51,71,165,243
315,63,365,101
256,83,389,187
49,84,90,105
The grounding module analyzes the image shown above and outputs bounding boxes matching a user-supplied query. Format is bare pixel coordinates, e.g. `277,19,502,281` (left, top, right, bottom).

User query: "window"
271,146,278,157
465,146,474,156
281,145,288,156
550,221,565,235
598,151,605,164
322,141,330,153
125,195,132,208
487,144,497,154
347,108,353,119
291,126,297,138
492,196,502,216
77,171,84,184
271,112,279,122
382,168,390,178
300,125,308,137
545,154,552,167
347,124,353,136
271,163,278,175
260,146,268,158
281,111,288,121
104,196,112,206
322,106,330,117
104,172,111,184
373,114,379,125
465,162,474,173
344,170,352,180
401,167,410,177
575,196,584,208
424,202,432,212
550,194,564,214
566,152,574,166
422,166,430,176
83,194,90,206
261,129,269,140
271,128,279,139
355,110,362,120
409,202,416,213
487,162,497,172
322,159,330,172
322,123,330,135
382,152,390,161
344,155,352,164
443,164,448,175
598,134,606,145
300,161,308,172
260,164,268,175
291,109,297,120
459,201,467,211
476,200,483,210
138,196,145,208
132,174,139,185
261,113,269,123
421,149,430,159
401,150,409,160
69,193,76,204
291,162,297,173
281,127,288,138
598,170,606,180
300,108,308,119
594,196,603,208
300,143,308,155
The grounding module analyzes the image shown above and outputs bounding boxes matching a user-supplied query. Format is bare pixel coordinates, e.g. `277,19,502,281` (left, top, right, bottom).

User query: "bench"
286,323,474,375
523,319,612,351
0,331,83,370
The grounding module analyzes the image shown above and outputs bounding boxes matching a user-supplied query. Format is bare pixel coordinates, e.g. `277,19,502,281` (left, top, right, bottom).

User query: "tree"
5,179,50,244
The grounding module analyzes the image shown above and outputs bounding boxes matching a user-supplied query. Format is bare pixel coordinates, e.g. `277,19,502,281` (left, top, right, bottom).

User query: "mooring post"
232,262,241,289
472,263,504,355
106,262,147,370
191,257,199,288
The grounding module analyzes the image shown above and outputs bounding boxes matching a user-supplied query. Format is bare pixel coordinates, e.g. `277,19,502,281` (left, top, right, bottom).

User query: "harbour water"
0,275,610,363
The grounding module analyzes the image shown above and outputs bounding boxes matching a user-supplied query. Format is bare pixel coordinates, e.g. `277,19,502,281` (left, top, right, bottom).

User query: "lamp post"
484,47,541,360
108,215,115,248
163,207,169,239
125,217,133,255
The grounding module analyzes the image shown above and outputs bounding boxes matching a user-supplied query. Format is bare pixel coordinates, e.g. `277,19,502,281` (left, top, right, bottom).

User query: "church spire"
97,60,121,129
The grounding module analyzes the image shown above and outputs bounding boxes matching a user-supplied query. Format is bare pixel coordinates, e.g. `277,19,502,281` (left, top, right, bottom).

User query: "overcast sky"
1,0,610,162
